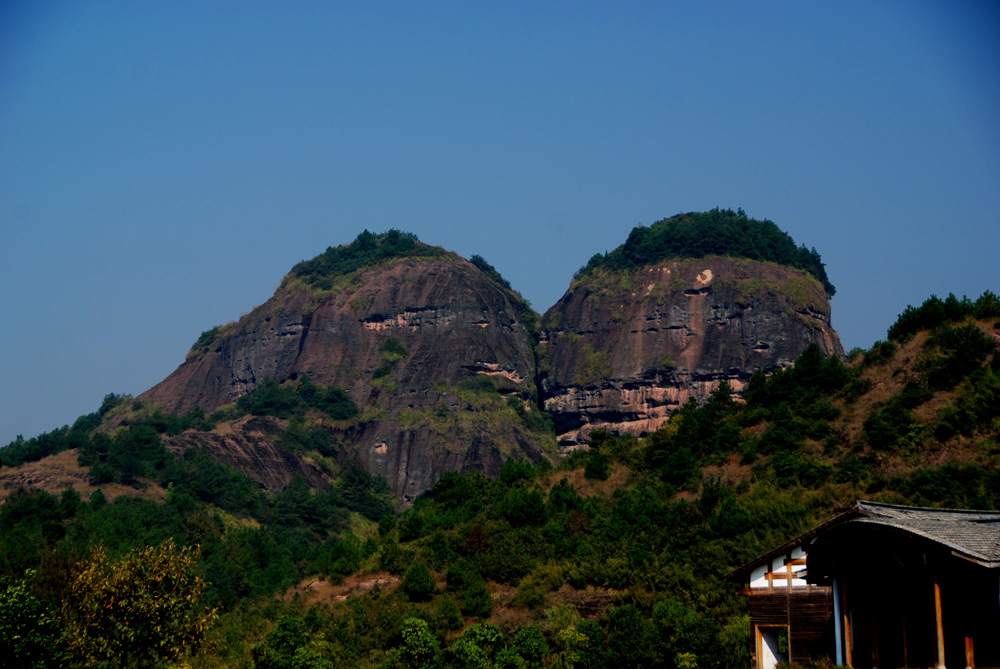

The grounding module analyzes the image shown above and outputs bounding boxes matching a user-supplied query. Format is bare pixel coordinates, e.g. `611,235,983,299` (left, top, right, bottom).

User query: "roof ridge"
859,500,1000,516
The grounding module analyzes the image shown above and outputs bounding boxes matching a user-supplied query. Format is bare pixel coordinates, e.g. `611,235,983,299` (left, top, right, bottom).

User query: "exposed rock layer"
164,417,328,491
538,257,842,444
141,257,548,500
137,250,842,498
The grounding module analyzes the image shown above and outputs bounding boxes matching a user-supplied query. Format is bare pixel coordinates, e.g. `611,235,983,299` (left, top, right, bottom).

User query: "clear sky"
2,1,998,445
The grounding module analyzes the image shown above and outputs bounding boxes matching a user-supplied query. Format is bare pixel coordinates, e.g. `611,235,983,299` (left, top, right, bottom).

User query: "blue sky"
2,1,998,445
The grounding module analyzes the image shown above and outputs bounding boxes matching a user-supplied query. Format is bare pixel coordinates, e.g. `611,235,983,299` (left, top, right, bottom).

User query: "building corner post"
934,568,946,669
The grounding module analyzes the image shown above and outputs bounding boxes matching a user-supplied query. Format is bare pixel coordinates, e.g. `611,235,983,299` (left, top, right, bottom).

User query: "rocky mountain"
138,231,551,501
129,214,841,499
538,256,842,444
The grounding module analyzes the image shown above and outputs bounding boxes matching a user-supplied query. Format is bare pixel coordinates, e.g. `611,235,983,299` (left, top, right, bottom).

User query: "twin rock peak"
138,214,842,501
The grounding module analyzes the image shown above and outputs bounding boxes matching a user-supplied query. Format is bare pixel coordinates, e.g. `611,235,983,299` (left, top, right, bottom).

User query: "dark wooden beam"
843,573,853,667
934,569,945,669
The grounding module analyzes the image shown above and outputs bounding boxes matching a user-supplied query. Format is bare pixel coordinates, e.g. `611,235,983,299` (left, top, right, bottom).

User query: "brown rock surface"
538,257,843,444
139,255,550,500
130,242,844,497
163,417,327,491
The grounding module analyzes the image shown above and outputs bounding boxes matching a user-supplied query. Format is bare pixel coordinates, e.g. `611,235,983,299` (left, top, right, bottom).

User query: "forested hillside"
0,291,997,667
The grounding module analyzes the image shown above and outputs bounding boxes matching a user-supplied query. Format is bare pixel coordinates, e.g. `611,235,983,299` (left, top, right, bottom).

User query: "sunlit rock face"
136,244,842,496
538,256,842,445
164,416,327,491
140,256,549,500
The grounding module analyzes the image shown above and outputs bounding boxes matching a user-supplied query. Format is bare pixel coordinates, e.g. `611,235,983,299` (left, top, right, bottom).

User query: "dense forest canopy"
578,209,836,296
291,230,452,291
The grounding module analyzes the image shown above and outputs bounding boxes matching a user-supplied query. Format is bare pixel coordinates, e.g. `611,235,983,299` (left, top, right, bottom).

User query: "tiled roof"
726,501,1000,582
853,501,1000,565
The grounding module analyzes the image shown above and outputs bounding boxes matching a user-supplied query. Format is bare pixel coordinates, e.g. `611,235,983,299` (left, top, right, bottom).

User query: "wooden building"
728,501,1000,669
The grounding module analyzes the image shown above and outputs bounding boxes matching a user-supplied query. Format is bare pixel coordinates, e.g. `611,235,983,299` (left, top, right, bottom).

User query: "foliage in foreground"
61,540,216,668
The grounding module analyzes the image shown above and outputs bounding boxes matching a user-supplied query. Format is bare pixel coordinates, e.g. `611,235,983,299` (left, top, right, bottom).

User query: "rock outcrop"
132,218,844,499
140,250,552,501
164,417,328,491
538,256,842,444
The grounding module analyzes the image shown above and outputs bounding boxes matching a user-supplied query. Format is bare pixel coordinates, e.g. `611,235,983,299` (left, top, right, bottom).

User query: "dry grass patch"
0,449,166,503
541,464,630,499
284,571,400,608
701,454,753,487
547,584,618,620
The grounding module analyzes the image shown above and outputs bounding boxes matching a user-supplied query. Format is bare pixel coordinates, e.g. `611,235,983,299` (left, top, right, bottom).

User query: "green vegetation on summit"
578,208,835,295
469,254,513,292
291,229,452,291
888,291,1000,342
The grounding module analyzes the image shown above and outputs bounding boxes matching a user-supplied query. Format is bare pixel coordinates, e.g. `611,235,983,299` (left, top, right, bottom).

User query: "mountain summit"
140,230,550,501
136,214,841,498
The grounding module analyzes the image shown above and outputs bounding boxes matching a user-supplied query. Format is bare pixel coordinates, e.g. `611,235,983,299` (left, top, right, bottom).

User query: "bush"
237,378,300,418
0,570,63,668
402,562,437,602
500,488,546,527
584,450,609,480
459,575,493,618
397,617,441,669
510,625,548,666
234,376,358,421
921,324,996,390
62,540,216,667
449,623,503,668
861,340,897,367
470,254,514,291
435,598,464,631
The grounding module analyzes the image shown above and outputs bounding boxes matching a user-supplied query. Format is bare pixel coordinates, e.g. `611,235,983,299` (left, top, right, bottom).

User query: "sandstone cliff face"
136,241,844,498
538,257,843,444
164,417,328,491
140,256,550,500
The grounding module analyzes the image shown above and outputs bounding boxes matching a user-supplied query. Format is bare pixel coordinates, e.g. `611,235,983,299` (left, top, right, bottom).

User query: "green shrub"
402,562,437,602
584,450,609,480
510,626,548,666
498,458,535,487
470,254,513,291
0,570,63,668
397,617,441,669
449,623,504,667
435,598,464,631
920,324,996,390
460,577,493,618
500,488,546,527
237,378,299,418
382,337,408,361
861,340,897,367
458,375,499,395
189,326,223,356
